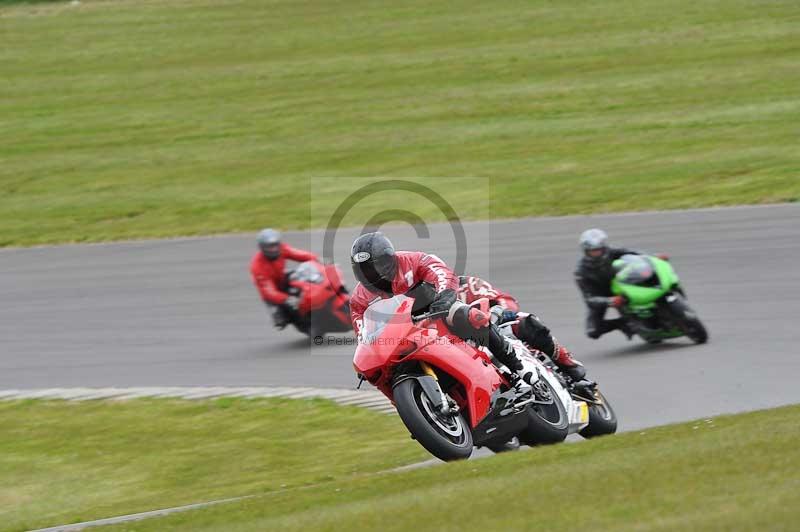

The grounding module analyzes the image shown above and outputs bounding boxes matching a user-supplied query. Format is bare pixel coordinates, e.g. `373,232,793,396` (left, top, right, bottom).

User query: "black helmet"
579,228,609,263
257,228,282,260
351,232,397,294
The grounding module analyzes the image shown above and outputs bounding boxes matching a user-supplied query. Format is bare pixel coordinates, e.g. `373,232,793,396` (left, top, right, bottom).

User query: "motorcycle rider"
575,228,668,339
458,275,587,381
349,232,533,385
250,228,318,328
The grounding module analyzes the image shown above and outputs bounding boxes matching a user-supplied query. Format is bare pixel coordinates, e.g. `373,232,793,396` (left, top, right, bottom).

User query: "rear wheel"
393,379,473,461
519,378,569,446
579,389,618,438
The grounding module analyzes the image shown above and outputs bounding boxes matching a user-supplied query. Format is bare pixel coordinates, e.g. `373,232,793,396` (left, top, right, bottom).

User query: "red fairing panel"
354,316,503,428
352,300,416,379
404,326,504,428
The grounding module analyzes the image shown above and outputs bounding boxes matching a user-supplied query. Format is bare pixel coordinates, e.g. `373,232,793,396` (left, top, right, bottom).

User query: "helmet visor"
260,242,281,260
352,253,396,293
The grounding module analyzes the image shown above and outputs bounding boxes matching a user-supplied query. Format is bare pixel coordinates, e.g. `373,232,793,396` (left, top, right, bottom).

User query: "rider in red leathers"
350,232,536,385
457,275,520,312
349,243,457,337
457,275,587,381
250,228,318,328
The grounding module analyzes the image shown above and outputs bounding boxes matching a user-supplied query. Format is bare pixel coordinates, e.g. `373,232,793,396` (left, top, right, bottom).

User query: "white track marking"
28,495,258,532
0,386,395,413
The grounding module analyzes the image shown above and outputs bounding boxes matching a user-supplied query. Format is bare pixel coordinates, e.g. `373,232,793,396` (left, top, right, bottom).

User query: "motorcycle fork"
418,362,455,415
420,361,437,380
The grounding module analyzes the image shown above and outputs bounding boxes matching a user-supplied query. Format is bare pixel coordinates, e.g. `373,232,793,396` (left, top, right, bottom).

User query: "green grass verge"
0,398,427,531
2,0,800,246
102,404,800,532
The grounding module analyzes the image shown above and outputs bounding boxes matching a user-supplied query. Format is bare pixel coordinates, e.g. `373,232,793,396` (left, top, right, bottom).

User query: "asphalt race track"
1,204,798,432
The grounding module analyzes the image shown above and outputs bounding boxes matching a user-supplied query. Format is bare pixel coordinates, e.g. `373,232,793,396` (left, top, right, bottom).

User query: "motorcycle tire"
519,378,569,446
394,378,473,461
668,295,708,344
579,389,618,438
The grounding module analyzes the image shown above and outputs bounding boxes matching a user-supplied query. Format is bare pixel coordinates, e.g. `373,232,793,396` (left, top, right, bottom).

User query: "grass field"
3,400,798,531
0,398,427,531
105,404,800,532
2,0,800,247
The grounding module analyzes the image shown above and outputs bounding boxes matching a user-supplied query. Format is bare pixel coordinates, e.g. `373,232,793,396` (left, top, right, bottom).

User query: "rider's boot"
619,321,635,340
551,344,587,382
272,307,290,329
598,318,633,340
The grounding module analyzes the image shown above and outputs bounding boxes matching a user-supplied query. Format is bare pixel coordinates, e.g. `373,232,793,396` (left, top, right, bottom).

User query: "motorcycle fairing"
353,296,505,428
471,386,529,446
398,328,505,429
612,255,679,310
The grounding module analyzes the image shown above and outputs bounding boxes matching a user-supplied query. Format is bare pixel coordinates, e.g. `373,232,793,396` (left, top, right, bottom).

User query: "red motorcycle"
284,260,352,337
353,294,610,461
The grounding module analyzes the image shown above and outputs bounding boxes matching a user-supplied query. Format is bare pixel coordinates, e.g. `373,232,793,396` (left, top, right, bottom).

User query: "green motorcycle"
611,255,708,344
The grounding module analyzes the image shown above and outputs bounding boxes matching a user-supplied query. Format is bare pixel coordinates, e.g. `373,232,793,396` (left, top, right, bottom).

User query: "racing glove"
609,295,626,308
429,289,457,315
587,296,611,308
587,296,625,308
656,253,670,261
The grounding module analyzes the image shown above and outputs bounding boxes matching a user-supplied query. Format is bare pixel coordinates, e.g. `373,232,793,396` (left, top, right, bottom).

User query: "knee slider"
448,303,488,346
518,315,554,351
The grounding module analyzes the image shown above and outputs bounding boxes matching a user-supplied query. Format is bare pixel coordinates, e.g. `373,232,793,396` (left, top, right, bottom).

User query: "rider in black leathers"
574,228,641,339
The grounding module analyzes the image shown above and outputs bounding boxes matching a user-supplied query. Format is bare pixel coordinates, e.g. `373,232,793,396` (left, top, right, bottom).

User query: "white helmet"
257,228,282,260
579,228,609,262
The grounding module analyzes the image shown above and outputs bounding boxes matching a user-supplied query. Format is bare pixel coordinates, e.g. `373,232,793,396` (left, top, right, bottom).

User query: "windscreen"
614,255,657,286
361,295,409,343
288,262,323,284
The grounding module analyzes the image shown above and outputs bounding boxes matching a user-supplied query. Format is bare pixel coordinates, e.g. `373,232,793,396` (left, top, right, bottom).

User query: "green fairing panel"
651,256,679,289
611,255,679,307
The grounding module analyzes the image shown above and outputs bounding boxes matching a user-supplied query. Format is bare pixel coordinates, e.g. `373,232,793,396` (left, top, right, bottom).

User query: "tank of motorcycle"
611,255,679,307
289,261,340,312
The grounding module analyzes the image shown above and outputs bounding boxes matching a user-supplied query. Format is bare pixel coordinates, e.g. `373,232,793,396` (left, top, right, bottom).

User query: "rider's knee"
518,315,554,353
518,314,548,336
448,304,488,345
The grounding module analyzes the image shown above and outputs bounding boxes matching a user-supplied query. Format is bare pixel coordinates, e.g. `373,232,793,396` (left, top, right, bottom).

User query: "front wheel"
579,389,618,438
393,379,473,461
684,317,708,344
667,295,708,344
